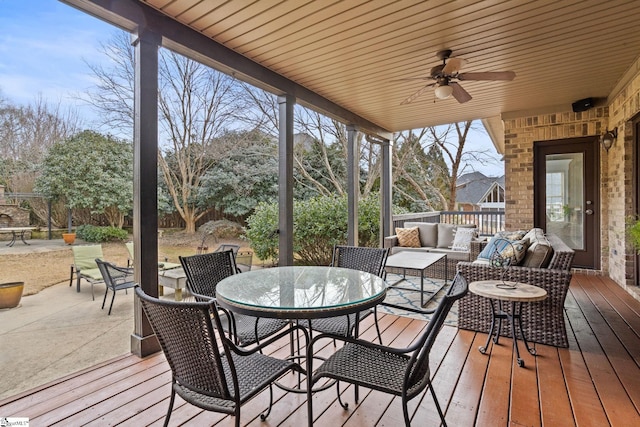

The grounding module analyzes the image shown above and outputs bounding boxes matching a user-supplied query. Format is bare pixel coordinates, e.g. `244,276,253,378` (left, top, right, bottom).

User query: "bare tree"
238,86,382,199
393,121,500,210
83,31,241,232
157,53,241,232
0,94,82,226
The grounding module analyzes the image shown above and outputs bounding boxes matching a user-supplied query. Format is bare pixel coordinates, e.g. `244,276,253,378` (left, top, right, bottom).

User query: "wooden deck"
1,274,639,426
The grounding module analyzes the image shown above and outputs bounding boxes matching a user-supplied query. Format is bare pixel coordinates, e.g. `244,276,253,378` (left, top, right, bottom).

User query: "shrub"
246,194,405,265
76,225,129,243
245,202,279,263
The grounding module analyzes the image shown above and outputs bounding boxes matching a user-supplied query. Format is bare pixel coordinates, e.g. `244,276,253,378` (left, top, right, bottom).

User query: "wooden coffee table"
469,280,547,368
383,251,447,313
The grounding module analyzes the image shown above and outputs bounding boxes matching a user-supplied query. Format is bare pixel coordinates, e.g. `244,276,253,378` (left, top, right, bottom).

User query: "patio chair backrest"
407,273,468,391
179,250,237,299
135,287,233,400
331,245,389,278
72,245,104,271
96,259,133,286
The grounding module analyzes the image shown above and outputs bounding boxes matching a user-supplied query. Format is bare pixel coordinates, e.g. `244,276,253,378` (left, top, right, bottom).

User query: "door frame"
634,114,640,284
533,136,600,269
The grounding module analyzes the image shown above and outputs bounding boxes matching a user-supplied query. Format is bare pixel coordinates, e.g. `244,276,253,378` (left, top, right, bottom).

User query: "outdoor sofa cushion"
395,226,421,247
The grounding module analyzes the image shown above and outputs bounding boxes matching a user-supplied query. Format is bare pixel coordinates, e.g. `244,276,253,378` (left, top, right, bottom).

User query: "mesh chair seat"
229,313,291,347
176,351,297,412
303,245,389,341
307,273,469,427
314,342,423,397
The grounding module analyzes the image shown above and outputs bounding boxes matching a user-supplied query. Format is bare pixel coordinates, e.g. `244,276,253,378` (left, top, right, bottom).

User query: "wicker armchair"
179,250,290,346
302,245,389,343
95,259,136,315
306,273,468,427
457,233,574,347
135,287,306,427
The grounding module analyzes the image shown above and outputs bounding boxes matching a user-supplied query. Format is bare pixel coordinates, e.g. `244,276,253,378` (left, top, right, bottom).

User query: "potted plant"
62,231,76,245
627,216,640,252
0,281,24,309
62,208,75,244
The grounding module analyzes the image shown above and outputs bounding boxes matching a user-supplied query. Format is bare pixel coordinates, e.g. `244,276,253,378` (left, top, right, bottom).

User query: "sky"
0,0,115,124
0,0,504,177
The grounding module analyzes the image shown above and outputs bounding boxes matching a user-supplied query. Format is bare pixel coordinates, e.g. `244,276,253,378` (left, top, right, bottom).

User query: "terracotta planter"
0,282,24,309
62,233,76,245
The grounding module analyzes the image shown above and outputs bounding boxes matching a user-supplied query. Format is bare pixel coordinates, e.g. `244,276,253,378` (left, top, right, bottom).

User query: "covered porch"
1,274,638,425
4,1,639,424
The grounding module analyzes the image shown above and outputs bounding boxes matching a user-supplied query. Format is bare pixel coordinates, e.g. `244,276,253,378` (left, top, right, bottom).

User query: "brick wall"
502,58,640,292
503,108,607,232
606,58,640,289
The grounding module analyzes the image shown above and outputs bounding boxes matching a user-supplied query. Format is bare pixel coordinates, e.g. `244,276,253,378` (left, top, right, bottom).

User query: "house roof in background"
456,172,504,205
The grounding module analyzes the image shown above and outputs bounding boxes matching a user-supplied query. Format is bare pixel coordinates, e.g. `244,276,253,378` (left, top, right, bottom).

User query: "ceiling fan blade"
443,57,466,74
400,83,435,105
457,71,516,81
450,82,472,103
391,77,434,82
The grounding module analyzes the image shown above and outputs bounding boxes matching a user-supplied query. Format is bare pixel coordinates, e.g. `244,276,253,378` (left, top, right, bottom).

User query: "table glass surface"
216,266,387,318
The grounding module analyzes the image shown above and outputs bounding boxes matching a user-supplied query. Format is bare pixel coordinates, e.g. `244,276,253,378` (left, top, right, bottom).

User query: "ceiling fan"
400,49,516,105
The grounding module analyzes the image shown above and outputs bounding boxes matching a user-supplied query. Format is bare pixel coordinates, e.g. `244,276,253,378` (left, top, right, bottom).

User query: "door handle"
585,209,594,215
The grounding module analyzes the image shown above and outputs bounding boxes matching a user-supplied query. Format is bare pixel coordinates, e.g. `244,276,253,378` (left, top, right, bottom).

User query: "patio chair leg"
101,288,109,310
163,388,176,427
108,291,116,315
336,381,348,409
428,380,447,427
69,266,74,287
373,307,382,344
259,384,274,420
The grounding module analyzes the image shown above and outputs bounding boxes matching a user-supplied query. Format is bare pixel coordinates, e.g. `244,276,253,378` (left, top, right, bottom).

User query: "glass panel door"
545,153,584,250
534,136,599,269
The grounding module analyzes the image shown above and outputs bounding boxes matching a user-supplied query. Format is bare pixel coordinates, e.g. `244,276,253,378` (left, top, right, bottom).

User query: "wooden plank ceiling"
132,0,640,132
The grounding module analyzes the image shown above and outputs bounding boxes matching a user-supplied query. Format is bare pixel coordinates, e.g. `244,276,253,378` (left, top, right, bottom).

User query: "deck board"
1,274,640,426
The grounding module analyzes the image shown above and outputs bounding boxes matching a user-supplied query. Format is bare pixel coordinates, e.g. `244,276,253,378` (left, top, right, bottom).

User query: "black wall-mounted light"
601,127,617,152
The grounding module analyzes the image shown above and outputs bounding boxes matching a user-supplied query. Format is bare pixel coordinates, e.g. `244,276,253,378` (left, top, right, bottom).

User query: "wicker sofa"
456,232,574,348
383,222,485,280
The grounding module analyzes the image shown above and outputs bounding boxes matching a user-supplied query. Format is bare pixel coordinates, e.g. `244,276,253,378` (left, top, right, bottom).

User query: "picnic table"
0,227,36,247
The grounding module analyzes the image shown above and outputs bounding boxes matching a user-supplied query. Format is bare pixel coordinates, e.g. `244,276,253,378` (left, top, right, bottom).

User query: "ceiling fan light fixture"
434,84,454,99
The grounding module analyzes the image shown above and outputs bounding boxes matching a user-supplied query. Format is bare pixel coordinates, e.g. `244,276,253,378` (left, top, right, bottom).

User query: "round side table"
469,280,547,368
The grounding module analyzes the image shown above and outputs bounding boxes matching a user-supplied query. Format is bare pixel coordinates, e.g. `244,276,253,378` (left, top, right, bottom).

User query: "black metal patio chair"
179,250,290,346
302,245,389,343
306,272,468,427
95,259,136,315
135,287,306,427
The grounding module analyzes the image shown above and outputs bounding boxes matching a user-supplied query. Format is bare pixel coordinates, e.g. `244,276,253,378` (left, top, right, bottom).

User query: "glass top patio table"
216,266,387,320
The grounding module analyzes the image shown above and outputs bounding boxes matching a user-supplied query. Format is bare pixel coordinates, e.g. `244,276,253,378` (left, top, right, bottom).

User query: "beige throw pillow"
396,226,421,248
